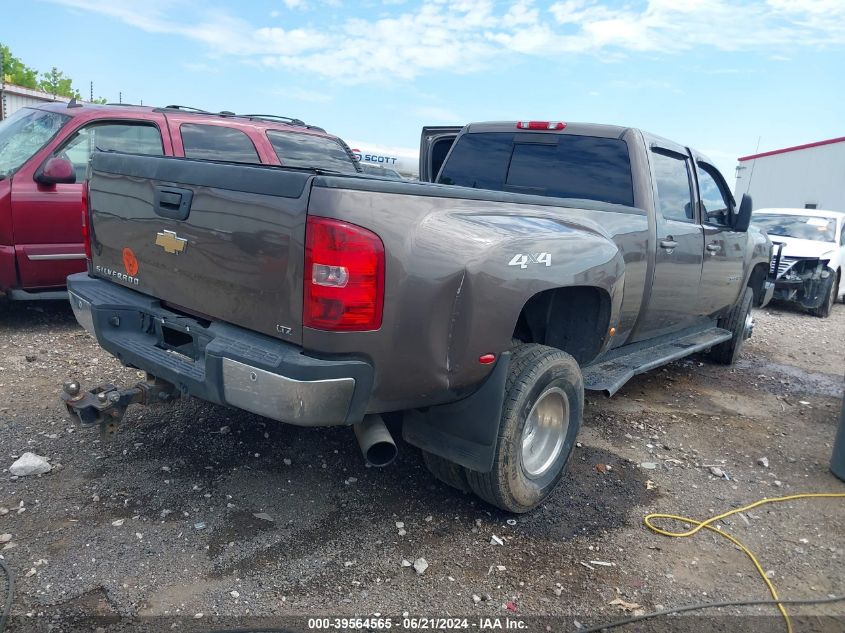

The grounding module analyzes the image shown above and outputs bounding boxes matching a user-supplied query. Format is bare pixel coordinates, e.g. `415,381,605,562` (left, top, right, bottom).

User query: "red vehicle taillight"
81,181,92,261
304,216,385,331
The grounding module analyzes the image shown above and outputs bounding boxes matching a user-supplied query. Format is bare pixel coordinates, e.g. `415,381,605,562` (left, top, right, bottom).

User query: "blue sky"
4,0,844,179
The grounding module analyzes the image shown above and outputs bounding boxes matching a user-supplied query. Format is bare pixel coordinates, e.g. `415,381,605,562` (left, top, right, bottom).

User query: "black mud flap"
401,352,510,473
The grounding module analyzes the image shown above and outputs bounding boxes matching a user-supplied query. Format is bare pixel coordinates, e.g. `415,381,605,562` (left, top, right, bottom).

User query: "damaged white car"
753,208,845,318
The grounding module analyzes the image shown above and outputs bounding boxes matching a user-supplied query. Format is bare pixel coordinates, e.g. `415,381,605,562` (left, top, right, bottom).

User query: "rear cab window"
266,131,358,173
437,132,635,207
181,123,260,163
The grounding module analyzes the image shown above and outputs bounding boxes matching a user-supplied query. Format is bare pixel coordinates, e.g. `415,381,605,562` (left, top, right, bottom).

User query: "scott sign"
351,149,399,166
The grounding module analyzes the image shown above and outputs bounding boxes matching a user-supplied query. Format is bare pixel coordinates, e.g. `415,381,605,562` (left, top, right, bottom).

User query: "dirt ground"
0,299,843,632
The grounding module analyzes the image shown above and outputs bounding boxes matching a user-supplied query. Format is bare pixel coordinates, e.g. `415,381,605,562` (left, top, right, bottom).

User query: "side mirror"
35,157,76,185
733,194,752,232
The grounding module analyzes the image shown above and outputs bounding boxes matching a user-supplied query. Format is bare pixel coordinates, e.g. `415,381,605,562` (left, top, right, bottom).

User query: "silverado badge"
155,230,188,254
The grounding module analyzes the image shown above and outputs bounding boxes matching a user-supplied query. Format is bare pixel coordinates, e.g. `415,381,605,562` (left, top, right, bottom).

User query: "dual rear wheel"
424,286,757,512
423,343,583,513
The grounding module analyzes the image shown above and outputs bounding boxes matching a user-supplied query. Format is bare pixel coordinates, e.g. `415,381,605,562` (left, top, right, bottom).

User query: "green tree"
39,66,80,99
0,43,39,89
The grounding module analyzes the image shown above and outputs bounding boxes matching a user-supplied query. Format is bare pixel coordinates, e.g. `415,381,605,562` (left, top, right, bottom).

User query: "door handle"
660,239,678,249
158,191,182,208
706,243,722,253
153,186,193,221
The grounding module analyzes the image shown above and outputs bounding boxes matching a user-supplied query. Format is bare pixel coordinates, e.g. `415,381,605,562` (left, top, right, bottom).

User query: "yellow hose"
644,492,845,633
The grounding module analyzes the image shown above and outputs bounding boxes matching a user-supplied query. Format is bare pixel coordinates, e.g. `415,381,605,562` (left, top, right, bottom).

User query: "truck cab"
0,102,358,302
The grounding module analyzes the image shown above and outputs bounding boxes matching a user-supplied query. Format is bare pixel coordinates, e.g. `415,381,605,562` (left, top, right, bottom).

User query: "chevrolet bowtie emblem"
155,230,188,254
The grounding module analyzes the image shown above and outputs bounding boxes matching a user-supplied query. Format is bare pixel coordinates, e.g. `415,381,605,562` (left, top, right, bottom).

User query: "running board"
582,327,732,396
8,289,70,301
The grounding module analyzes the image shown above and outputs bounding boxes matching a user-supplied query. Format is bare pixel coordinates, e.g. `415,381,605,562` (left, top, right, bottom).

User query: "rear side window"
181,123,260,163
437,132,634,206
651,151,694,222
266,131,358,173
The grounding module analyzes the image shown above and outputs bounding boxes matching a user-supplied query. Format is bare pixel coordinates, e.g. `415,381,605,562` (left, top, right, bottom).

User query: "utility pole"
90,81,93,102
119,91,122,104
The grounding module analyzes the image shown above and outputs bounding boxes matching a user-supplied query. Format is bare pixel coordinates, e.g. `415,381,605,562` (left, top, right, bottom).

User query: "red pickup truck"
0,102,359,303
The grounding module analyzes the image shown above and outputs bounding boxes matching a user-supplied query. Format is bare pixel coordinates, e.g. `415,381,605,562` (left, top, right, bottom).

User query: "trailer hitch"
60,376,179,438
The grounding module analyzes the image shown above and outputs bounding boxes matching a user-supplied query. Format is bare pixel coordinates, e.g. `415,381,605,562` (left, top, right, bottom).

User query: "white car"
357,163,404,180
753,208,845,317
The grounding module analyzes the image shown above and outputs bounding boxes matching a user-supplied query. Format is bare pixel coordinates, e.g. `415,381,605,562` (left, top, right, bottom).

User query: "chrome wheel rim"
521,387,569,478
743,312,754,340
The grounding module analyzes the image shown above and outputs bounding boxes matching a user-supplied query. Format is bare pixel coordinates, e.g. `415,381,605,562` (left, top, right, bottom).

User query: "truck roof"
463,121,632,139
459,122,719,168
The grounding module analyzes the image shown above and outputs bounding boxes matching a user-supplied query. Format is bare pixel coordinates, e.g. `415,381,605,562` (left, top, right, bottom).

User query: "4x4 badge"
155,230,188,254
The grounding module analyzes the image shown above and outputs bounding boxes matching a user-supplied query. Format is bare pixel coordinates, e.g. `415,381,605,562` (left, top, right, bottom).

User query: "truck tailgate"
88,152,311,343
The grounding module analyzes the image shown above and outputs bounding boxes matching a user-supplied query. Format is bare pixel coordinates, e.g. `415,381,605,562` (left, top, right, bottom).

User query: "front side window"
651,151,694,222
753,214,838,243
266,131,358,173
437,132,635,207
697,163,732,227
0,108,70,179
56,122,163,180
181,124,260,163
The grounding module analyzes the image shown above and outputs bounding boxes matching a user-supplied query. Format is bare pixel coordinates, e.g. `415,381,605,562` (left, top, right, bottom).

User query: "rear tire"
708,288,754,365
810,272,837,317
422,450,471,493
465,344,583,514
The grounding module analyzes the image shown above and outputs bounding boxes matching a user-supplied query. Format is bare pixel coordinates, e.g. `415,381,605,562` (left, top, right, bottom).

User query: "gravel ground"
0,299,843,632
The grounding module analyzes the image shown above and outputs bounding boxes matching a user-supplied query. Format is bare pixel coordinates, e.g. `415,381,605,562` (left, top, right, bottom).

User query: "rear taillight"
81,181,92,261
516,121,566,130
304,216,385,331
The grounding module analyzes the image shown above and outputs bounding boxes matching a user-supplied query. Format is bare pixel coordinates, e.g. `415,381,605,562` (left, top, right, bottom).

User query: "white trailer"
346,140,420,179
734,136,845,212
0,83,72,120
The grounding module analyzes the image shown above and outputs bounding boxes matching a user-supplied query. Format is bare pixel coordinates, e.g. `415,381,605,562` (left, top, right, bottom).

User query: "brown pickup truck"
62,120,774,512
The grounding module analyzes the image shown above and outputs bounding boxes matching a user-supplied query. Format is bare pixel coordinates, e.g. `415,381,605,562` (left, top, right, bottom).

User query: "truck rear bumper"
66,273,373,427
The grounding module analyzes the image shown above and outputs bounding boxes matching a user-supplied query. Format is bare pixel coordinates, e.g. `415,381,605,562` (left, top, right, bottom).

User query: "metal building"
734,136,845,211
0,82,71,120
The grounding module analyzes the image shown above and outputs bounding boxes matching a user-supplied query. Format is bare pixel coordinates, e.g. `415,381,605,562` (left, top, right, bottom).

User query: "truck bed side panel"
305,182,648,412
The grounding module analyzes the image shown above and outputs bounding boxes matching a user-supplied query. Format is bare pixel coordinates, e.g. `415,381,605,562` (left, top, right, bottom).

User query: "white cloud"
287,87,334,102
182,61,217,73
413,105,461,123
50,0,845,83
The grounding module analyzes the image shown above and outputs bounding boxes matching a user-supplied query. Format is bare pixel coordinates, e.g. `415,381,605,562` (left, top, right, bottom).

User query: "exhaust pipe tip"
354,414,397,467
363,440,398,468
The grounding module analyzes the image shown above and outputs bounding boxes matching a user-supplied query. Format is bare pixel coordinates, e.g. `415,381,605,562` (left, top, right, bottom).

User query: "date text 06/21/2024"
306,617,527,630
